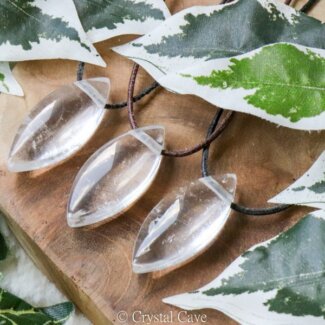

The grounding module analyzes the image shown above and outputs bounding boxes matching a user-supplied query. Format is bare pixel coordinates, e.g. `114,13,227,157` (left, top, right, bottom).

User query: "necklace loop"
127,63,234,158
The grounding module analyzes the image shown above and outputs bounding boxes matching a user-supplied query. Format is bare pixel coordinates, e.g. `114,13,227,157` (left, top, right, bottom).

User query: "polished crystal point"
7,78,110,172
133,174,237,274
67,125,165,228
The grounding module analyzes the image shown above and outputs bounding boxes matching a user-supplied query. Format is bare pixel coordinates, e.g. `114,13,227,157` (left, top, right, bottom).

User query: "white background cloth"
0,215,91,325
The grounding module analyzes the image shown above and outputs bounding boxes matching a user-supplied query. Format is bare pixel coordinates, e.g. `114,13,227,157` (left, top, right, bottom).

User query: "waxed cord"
77,0,315,215
201,108,291,215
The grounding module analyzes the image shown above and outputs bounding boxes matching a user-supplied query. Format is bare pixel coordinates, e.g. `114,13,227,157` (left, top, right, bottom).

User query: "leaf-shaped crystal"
7,78,110,172
133,174,237,274
67,125,165,228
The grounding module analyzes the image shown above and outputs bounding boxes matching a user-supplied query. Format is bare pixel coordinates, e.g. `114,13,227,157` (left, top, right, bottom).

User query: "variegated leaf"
164,210,325,325
157,43,325,130
0,288,74,324
0,63,23,96
0,0,105,66
74,0,170,44
270,150,325,209
114,0,325,80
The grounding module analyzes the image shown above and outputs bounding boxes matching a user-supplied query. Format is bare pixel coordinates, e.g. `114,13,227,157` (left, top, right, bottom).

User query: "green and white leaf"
0,288,74,324
0,0,105,66
114,0,325,80
157,43,325,130
0,63,23,96
164,210,325,325
74,0,170,44
270,151,325,209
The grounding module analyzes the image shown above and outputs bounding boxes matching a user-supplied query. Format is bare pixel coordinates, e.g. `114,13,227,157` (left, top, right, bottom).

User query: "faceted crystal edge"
199,174,237,203
132,206,228,274
6,115,107,173
67,125,165,228
67,126,165,228
7,158,43,173
67,209,116,228
130,127,164,155
7,78,110,173
132,174,236,274
133,252,195,274
74,77,110,108
67,154,164,228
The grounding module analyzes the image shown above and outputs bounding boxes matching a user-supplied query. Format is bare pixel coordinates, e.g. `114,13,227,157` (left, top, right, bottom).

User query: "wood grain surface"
0,1,324,324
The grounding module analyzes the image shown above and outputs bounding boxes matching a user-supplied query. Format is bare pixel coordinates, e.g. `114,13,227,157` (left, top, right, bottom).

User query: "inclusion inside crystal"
133,174,237,274
67,125,165,228
7,78,110,172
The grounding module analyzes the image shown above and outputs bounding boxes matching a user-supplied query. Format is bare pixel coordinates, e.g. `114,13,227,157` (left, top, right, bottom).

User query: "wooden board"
0,1,324,324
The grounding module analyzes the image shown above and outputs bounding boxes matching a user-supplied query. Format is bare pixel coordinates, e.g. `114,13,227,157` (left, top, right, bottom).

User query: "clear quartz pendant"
67,125,165,228
7,78,110,172
133,174,237,274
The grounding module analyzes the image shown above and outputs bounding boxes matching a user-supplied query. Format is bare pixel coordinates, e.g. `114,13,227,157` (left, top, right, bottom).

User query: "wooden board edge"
0,205,112,325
